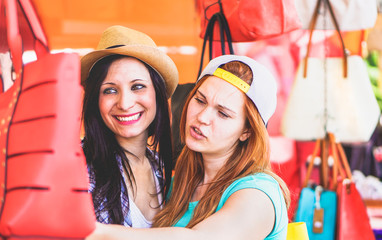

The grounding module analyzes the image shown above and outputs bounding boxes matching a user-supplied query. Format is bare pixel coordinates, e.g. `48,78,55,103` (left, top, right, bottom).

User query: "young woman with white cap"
86,55,290,239
81,25,178,228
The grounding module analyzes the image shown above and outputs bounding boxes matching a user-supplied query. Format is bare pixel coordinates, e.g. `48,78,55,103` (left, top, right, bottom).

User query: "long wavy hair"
82,54,172,225
153,61,290,228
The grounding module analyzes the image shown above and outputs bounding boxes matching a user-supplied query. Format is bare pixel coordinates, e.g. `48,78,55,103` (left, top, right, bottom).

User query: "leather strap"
337,142,353,180
303,138,321,188
198,0,234,79
303,0,348,78
4,0,23,79
303,132,353,190
4,0,49,76
320,135,329,189
18,0,49,57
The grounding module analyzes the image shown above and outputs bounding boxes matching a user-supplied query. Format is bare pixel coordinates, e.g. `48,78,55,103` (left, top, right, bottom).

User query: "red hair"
153,61,290,227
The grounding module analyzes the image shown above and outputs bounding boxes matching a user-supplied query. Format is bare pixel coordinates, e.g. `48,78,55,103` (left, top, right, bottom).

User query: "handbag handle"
4,0,23,79
197,0,234,79
17,0,49,56
331,134,352,181
4,0,49,83
303,138,321,188
303,133,353,189
303,0,348,78
302,135,331,189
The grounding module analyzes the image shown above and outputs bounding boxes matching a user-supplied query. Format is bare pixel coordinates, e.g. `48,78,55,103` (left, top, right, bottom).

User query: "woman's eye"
194,97,205,104
218,111,230,119
132,84,146,91
103,88,117,94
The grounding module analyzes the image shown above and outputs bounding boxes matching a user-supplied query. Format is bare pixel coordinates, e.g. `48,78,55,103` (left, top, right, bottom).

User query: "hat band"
213,68,250,93
106,44,125,49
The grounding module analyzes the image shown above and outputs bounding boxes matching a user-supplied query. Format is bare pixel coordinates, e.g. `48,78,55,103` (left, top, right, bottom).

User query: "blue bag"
295,186,337,240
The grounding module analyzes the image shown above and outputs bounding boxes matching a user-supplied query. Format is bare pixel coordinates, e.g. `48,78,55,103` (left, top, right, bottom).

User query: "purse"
336,180,376,240
295,0,378,31
0,0,95,238
294,136,337,240
196,0,302,42
281,0,380,143
334,137,376,240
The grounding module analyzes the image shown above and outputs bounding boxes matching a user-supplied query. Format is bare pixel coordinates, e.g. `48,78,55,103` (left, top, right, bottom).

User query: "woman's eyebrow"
218,104,236,115
101,82,116,86
197,90,237,115
196,90,206,99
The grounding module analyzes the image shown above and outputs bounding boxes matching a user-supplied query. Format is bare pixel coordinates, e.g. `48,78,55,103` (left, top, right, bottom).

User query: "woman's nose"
116,91,134,110
197,106,212,125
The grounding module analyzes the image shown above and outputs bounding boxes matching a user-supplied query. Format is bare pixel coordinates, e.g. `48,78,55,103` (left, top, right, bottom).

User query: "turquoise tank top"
172,173,288,240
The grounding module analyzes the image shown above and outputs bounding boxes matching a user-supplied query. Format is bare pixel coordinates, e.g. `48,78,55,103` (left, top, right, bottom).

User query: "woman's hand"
86,222,110,240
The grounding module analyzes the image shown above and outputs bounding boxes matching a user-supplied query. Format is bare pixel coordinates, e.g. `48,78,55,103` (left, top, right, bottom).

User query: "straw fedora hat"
81,25,179,98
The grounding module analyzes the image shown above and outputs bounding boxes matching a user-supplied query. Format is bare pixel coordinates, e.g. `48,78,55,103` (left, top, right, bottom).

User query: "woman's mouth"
114,112,142,123
190,126,206,139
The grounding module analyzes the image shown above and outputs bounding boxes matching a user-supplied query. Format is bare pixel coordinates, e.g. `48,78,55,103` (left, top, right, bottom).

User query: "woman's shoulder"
219,172,285,212
220,173,288,239
226,173,279,193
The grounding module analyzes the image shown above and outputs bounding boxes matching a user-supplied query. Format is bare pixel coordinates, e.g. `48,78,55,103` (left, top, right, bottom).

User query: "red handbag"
196,0,302,42
0,0,95,238
335,141,375,240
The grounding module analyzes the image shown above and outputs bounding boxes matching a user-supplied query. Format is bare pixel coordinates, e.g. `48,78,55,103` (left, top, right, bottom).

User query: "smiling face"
185,76,249,160
98,57,156,144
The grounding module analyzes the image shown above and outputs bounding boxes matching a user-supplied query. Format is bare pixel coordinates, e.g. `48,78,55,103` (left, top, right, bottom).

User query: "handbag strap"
303,132,353,189
303,0,348,78
336,140,353,181
320,134,329,189
302,137,330,189
327,133,353,189
197,0,234,79
18,0,49,57
4,0,49,85
4,0,23,79
303,138,321,188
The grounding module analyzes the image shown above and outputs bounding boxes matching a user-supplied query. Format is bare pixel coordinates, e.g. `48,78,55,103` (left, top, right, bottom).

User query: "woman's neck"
200,144,237,184
201,154,229,184
116,134,148,165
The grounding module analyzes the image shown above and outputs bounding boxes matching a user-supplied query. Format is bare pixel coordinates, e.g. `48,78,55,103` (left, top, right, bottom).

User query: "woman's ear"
239,129,251,142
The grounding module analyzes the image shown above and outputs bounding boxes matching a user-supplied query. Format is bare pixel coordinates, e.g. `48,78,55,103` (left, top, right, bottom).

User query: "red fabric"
0,51,96,239
336,181,375,240
270,137,301,221
0,0,95,238
197,0,301,42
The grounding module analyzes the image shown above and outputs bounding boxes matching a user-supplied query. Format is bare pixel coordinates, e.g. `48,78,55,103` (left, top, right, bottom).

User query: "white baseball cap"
197,55,277,125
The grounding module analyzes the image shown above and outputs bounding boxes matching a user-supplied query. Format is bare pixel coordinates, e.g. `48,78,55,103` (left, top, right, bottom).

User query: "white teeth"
193,127,202,135
116,113,140,122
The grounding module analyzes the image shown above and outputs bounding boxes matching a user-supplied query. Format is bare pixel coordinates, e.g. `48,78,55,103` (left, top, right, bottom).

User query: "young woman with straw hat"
86,55,290,239
81,25,178,228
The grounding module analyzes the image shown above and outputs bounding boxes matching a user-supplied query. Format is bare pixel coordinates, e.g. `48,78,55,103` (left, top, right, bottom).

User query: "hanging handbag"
334,138,376,240
336,180,376,240
281,0,380,143
294,0,378,31
196,0,302,42
0,0,95,238
294,135,338,240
